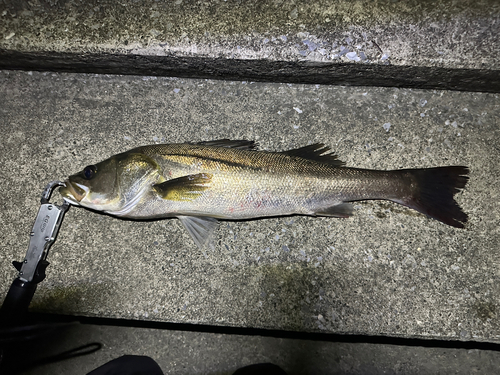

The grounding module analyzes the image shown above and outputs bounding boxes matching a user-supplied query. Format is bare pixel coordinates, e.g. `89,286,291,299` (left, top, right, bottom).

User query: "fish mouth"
59,181,88,205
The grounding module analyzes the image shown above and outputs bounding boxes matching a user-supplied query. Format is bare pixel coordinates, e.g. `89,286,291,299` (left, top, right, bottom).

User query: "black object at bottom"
86,356,288,375
0,279,38,326
233,363,288,375
87,355,164,375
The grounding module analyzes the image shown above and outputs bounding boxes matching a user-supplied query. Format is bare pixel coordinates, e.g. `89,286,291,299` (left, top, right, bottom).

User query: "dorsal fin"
281,143,345,167
196,139,258,150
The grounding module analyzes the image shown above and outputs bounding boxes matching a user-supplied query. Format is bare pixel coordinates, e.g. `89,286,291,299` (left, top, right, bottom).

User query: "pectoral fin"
177,215,219,249
153,173,212,201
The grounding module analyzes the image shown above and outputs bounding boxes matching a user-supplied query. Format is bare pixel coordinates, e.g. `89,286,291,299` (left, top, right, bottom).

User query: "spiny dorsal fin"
281,144,345,167
153,173,212,201
196,139,258,150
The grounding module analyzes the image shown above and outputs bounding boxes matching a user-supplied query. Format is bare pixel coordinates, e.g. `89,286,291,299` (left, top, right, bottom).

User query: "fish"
59,139,469,249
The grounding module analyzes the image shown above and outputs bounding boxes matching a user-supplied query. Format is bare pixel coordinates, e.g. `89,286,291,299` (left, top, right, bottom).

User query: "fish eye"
83,165,97,180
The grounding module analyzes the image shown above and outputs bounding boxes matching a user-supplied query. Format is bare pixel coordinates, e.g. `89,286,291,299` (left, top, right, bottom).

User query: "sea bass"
59,140,469,249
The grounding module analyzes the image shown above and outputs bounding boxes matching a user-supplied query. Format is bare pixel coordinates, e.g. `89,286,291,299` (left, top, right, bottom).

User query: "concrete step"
1,0,499,92
5,318,500,374
0,70,498,343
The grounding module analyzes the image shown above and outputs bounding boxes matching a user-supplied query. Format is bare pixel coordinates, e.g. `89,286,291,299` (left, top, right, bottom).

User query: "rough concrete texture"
0,0,499,91
0,70,499,343
4,322,499,374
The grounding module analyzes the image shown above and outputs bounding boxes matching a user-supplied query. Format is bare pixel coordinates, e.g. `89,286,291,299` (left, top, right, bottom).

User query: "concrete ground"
1,0,499,91
3,316,500,374
0,70,499,343
0,0,499,373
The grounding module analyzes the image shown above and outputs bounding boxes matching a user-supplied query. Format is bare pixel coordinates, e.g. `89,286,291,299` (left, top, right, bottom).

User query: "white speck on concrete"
346,52,360,61
5,32,15,40
451,265,460,271
293,107,303,114
420,113,425,117
303,40,317,51
420,99,427,107
381,53,389,61
451,121,458,128
124,136,131,140
463,108,468,112
281,35,287,42
173,88,180,93
383,122,391,132
263,38,269,44
293,125,300,129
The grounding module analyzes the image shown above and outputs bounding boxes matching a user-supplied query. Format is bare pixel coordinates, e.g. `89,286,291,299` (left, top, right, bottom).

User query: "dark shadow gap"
1,49,499,93
31,312,500,351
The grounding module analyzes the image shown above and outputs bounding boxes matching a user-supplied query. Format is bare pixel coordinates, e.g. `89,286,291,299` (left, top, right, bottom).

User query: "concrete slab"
0,0,499,92
6,321,500,375
0,70,499,342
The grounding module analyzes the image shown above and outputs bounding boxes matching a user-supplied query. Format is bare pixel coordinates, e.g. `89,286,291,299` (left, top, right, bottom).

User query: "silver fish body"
60,140,468,248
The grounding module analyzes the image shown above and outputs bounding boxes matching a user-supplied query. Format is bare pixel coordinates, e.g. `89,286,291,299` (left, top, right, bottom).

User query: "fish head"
60,152,161,215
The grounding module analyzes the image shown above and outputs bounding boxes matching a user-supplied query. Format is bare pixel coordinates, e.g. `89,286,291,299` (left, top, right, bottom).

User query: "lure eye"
83,165,97,180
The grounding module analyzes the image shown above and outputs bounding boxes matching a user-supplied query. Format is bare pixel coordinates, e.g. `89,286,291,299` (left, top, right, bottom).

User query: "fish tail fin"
395,166,469,228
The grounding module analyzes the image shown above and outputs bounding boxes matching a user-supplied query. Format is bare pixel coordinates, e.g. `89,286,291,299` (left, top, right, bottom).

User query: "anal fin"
177,215,219,250
315,203,353,218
